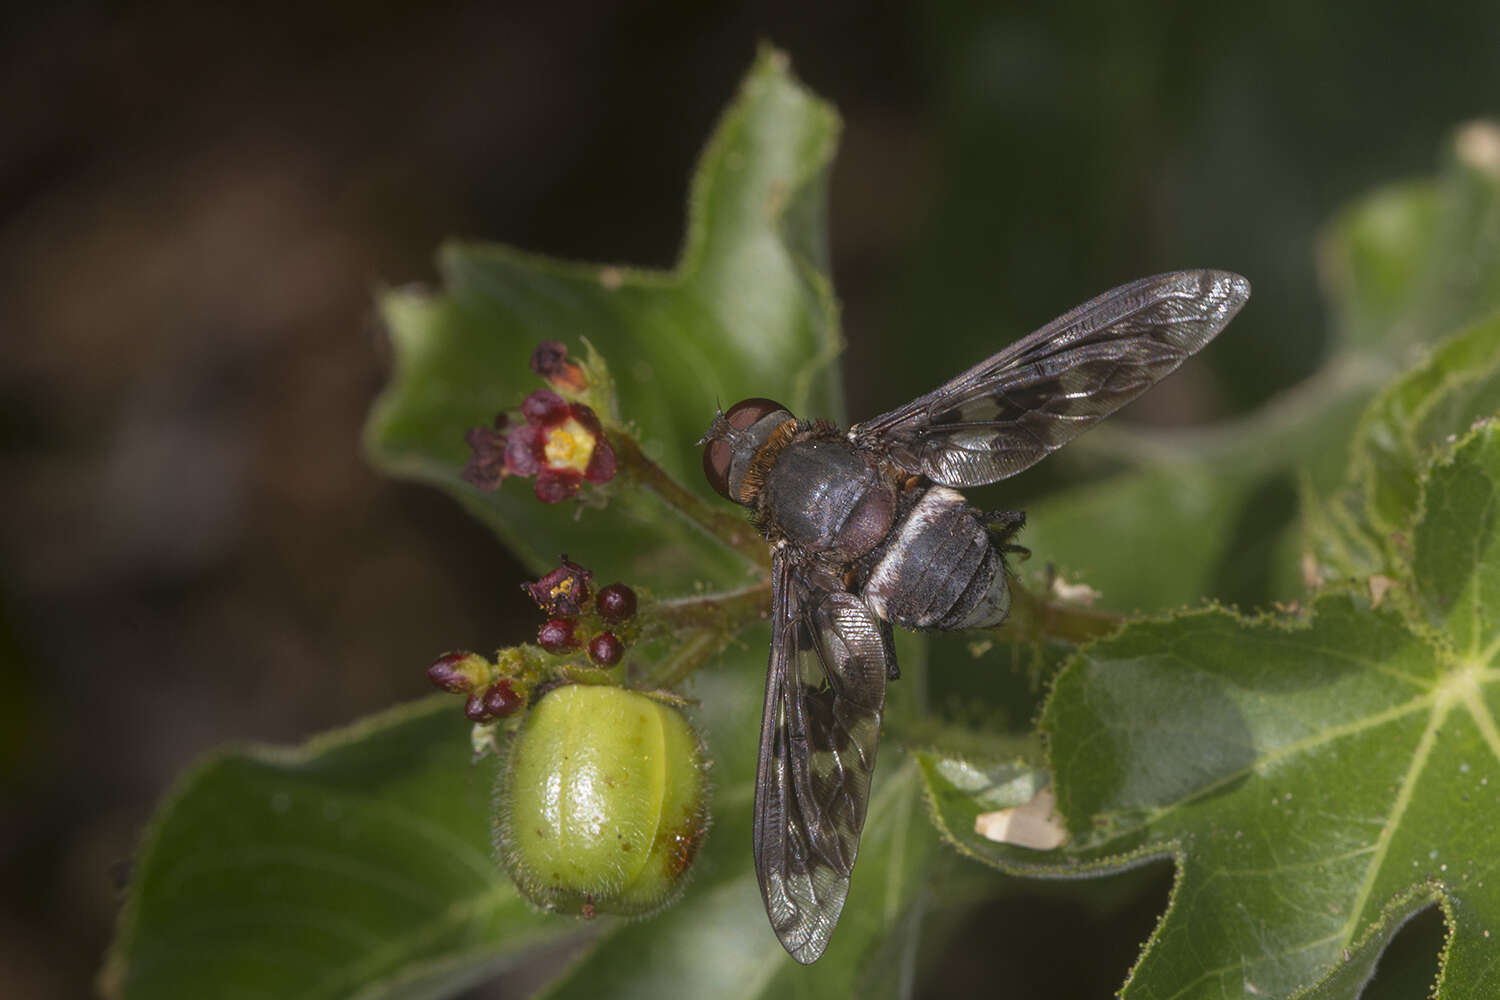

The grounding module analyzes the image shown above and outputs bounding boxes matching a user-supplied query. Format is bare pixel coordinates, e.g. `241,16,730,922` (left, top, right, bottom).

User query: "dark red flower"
462,389,616,503
530,341,587,392
523,556,594,617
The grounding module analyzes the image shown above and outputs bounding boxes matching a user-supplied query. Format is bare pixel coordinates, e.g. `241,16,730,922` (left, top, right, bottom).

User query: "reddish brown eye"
703,441,733,500
702,397,786,501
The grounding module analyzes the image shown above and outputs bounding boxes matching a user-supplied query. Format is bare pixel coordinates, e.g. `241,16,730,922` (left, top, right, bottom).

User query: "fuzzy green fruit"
496,684,709,917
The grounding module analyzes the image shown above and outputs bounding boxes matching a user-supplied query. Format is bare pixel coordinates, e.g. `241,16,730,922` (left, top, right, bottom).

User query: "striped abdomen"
859,486,1010,631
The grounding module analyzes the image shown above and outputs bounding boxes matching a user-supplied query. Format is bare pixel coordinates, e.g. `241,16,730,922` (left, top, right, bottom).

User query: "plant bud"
496,685,709,917
481,679,523,718
463,693,491,722
427,650,483,693
596,583,638,622
537,618,580,654
587,631,624,666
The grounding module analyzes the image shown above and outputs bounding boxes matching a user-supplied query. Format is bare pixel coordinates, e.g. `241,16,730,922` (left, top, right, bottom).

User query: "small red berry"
482,680,523,718
588,631,624,667
596,583,638,623
537,618,580,653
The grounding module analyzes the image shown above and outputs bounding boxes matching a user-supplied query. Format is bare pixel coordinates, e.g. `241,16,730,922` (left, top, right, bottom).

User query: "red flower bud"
481,679,524,718
537,618,580,653
596,583,638,622
530,341,588,392
426,651,475,693
588,631,624,667
464,693,492,722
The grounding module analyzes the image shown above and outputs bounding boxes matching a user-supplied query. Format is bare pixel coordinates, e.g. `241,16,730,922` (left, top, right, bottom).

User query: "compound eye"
724,398,787,426
702,397,786,501
703,440,734,500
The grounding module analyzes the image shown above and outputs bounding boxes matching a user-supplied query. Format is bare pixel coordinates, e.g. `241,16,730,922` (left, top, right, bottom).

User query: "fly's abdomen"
860,487,1010,630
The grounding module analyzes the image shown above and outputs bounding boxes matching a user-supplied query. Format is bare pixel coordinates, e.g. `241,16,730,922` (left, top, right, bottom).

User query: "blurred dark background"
3,2,1496,996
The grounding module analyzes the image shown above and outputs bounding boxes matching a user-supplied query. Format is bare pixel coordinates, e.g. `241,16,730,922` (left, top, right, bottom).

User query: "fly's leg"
981,509,1029,559
881,620,900,681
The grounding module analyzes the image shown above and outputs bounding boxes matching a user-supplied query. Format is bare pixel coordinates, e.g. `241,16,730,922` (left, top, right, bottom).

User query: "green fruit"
496,684,709,917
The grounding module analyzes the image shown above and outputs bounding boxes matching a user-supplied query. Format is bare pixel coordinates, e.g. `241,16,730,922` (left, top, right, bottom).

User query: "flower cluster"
425,556,641,724
426,651,526,723
523,557,638,667
462,342,616,504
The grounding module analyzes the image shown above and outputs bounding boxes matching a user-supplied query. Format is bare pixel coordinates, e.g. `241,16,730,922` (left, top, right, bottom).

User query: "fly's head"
699,398,795,506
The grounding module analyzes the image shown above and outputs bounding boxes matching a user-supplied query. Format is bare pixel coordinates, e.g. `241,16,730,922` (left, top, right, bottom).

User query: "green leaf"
927,423,1500,997
1306,312,1500,582
364,47,844,589
102,698,547,1000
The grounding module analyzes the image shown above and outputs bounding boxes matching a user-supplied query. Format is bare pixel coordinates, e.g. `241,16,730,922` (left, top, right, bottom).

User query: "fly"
698,270,1251,963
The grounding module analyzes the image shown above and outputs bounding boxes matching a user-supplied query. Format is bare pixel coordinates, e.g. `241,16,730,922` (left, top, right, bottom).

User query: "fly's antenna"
695,407,733,448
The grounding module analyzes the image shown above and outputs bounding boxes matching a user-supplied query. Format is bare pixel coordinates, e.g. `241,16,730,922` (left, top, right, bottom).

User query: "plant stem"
638,581,772,689
1002,579,1123,645
636,578,774,689
654,580,772,631
640,630,739,691
610,431,771,570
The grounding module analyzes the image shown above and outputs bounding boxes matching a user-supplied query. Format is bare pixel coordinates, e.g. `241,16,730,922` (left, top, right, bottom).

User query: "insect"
698,270,1251,964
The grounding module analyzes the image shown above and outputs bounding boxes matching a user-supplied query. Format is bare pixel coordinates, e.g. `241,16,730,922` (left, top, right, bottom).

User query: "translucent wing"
753,550,892,964
850,270,1251,487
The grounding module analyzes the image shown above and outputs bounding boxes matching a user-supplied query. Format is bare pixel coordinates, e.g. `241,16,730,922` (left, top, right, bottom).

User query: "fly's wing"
851,270,1250,487
753,551,892,965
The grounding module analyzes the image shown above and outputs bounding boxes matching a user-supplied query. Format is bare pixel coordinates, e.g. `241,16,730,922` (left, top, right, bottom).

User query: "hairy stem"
654,580,773,631
1002,579,1123,646
638,581,773,689
611,432,771,570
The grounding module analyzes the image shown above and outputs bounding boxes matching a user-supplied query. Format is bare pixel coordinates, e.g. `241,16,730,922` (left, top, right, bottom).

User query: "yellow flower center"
543,417,597,474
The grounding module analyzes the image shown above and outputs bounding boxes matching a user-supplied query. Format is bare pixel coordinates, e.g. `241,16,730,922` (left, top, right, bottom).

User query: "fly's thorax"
859,486,1010,630
757,434,897,560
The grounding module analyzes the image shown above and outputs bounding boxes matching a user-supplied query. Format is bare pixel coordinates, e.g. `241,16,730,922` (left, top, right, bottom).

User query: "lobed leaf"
926,423,1500,998
364,47,844,590
1306,312,1500,583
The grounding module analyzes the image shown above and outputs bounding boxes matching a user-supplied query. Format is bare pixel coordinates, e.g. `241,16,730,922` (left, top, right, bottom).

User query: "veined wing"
850,270,1250,487
753,550,892,965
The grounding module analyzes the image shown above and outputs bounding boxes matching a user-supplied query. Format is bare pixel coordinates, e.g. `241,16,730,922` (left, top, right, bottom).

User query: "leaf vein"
1337,699,1452,947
